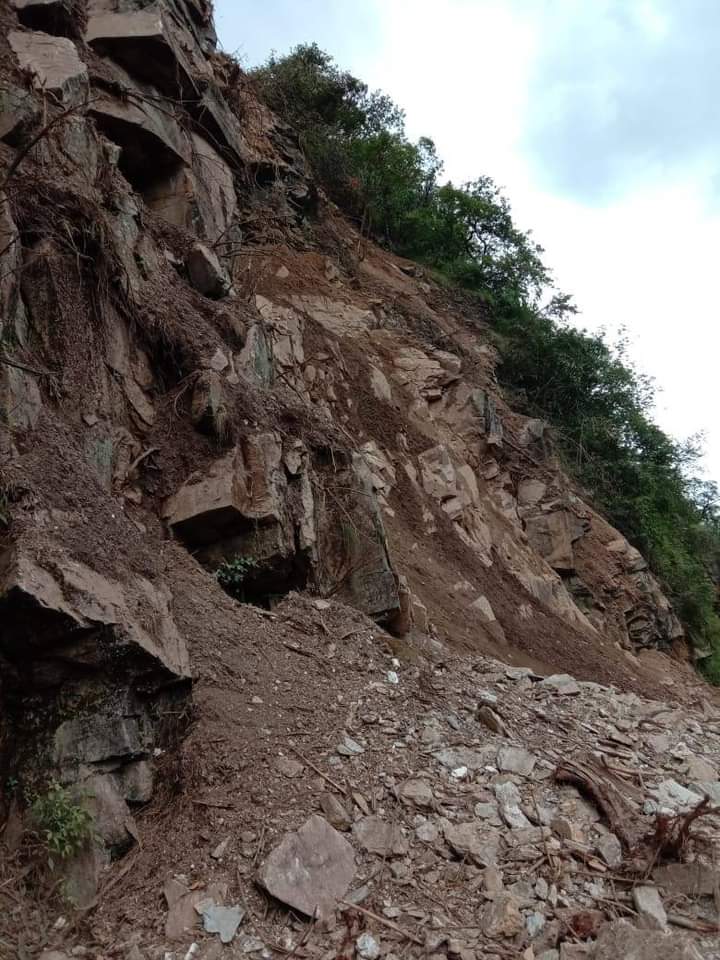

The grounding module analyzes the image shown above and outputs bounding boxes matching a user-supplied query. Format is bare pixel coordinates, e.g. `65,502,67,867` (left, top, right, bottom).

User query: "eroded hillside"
1,2,719,958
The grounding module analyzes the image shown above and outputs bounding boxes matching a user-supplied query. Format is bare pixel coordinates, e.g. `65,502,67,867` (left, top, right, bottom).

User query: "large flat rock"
8,31,88,104
258,815,355,919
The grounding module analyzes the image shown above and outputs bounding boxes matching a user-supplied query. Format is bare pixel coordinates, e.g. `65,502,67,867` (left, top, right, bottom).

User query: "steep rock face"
0,0,688,902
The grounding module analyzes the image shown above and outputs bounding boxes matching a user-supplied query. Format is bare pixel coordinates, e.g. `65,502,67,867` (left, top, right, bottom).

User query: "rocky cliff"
1,2,719,958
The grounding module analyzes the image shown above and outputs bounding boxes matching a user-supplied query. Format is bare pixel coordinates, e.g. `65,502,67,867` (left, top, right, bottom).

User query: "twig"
288,746,347,796
0,353,56,377
192,798,236,810
667,913,720,933
340,900,424,946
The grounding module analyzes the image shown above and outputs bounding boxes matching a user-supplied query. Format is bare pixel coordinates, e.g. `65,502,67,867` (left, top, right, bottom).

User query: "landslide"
0,2,719,958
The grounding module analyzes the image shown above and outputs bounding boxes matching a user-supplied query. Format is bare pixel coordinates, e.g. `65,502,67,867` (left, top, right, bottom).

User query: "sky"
215,0,718,481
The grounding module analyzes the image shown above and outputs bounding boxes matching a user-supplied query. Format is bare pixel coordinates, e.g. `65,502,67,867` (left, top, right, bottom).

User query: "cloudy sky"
215,0,718,480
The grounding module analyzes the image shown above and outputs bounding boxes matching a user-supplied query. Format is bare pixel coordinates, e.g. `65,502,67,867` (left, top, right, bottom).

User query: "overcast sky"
215,0,717,481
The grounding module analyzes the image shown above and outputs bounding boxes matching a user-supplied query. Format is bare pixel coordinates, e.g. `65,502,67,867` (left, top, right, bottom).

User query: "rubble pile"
1,2,719,958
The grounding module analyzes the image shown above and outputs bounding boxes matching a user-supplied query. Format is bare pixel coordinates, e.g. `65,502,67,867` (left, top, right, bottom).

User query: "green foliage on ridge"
250,44,720,680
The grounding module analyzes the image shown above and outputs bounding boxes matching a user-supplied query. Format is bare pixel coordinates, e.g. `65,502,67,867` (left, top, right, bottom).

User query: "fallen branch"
288,746,347,796
340,899,424,946
555,756,642,852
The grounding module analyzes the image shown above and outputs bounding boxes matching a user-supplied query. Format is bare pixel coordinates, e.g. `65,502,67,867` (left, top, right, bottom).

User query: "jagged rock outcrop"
0,0,706,941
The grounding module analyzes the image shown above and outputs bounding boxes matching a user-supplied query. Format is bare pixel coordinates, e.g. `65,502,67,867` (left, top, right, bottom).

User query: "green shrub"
31,781,93,863
216,555,260,601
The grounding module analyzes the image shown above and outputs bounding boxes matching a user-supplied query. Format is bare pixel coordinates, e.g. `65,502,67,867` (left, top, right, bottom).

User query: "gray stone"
645,733,670,754
495,782,532,830
693,780,720,804
506,666,535,681
399,778,434,808
319,793,352,832
539,674,581,696
478,706,509,737
187,243,232,299
275,756,304,778
497,745,536,777
596,832,623,869
337,736,365,756
415,820,439,843
116,759,154,804
443,820,498,866
355,933,381,960
479,893,523,938
594,919,703,960
647,779,703,815
526,911,546,937
434,746,495,771
202,904,244,944
632,885,668,932
353,816,409,857
54,716,146,770
483,865,504,894
684,755,718,782
0,84,39,145
258,815,355,919
211,838,230,859
8,31,88,103
78,774,136,851
525,511,581,573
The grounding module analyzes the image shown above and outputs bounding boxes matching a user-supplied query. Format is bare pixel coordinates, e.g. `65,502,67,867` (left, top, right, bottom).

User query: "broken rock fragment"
497,745,537,777
319,793,353,832
8,31,88,103
479,893,523,938
539,674,581,696
258,815,355,919
443,820,499,865
187,243,232,299
594,919,703,960
596,832,623,869
399,778,435,808
632,885,668,932
353,816,409,857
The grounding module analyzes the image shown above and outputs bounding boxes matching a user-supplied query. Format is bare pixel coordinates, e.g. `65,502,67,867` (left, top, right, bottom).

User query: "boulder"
186,243,232,299
163,441,284,547
418,444,458,502
8,31,88,104
0,544,190,680
258,815,355,919
524,510,585,573
85,7,211,100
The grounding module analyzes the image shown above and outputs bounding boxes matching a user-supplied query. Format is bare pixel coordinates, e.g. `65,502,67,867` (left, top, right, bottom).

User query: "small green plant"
215,555,260,601
30,781,93,864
